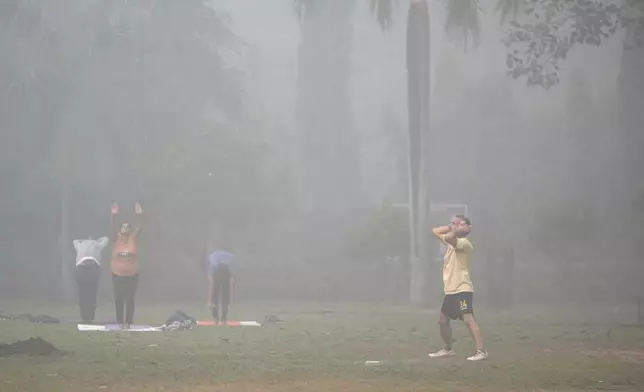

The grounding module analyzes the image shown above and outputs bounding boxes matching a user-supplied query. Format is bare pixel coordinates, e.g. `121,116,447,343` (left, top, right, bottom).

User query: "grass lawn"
1,301,643,391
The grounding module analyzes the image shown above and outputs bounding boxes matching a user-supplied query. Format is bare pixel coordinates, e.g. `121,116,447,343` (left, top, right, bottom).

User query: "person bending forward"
207,250,235,324
73,237,109,323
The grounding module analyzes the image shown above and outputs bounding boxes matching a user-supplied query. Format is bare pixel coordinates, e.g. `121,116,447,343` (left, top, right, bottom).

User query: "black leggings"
210,265,231,322
74,263,101,323
112,274,139,325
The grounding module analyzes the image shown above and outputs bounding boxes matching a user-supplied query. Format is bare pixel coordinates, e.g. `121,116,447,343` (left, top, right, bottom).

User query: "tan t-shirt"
439,234,474,295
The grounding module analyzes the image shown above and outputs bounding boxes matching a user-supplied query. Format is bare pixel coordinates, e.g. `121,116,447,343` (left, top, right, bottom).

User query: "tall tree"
0,0,251,299
370,0,484,307
504,0,644,88
292,0,363,258
505,0,644,254
405,0,431,307
617,19,644,249
371,0,644,305
0,0,118,300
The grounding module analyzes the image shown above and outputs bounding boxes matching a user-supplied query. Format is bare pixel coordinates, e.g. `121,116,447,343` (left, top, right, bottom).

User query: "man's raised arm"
432,224,460,247
442,228,458,247
432,225,451,240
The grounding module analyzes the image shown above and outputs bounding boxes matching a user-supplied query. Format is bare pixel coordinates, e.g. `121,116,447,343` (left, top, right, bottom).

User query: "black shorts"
441,291,474,320
210,264,231,282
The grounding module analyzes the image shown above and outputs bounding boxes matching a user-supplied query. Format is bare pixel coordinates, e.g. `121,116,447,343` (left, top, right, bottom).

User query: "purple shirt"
207,251,234,276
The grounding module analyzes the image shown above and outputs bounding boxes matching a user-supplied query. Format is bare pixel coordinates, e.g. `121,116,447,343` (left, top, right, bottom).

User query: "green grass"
1,301,643,391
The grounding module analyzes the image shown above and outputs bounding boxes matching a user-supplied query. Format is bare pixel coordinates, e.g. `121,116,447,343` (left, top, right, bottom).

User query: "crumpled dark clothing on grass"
0,311,60,324
0,337,65,357
161,310,197,331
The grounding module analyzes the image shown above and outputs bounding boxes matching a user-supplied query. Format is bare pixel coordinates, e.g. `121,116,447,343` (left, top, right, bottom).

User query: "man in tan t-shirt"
428,215,487,361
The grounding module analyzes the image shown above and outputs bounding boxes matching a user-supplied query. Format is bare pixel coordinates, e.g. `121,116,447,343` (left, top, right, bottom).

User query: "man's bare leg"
429,312,456,357
462,313,484,351
440,312,453,350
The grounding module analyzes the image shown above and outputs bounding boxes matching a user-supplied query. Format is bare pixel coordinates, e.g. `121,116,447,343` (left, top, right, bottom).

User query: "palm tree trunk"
54,0,119,302
406,0,431,308
296,1,358,218
59,176,73,302
295,1,361,266
617,24,644,255
618,24,644,180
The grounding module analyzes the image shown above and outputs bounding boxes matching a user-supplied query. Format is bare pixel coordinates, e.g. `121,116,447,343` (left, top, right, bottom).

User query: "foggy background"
1,0,642,312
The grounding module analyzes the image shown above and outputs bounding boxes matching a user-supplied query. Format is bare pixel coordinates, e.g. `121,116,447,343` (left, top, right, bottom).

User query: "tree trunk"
54,0,118,303
296,0,359,219
616,25,644,262
295,1,361,267
406,0,431,308
59,178,73,302
618,25,644,207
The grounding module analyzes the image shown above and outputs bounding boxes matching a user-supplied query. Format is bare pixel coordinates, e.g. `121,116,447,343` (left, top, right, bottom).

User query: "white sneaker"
467,350,488,361
428,348,455,358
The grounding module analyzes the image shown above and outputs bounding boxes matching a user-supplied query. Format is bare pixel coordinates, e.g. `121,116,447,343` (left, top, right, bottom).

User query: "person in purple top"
207,250,235,324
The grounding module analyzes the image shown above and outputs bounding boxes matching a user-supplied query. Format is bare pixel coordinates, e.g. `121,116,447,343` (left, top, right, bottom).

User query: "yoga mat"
78,324,161,332
197,320,261,327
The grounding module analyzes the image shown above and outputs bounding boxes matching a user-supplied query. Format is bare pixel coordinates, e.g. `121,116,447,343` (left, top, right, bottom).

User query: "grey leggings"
210,265,231,322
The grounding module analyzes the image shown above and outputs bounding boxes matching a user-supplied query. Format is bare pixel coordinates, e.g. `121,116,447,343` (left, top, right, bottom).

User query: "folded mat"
78,324,161,332
78,321,261,331
197,320,261,327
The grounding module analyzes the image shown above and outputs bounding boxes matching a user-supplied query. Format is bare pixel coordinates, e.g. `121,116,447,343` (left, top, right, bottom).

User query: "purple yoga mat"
104,324,157,331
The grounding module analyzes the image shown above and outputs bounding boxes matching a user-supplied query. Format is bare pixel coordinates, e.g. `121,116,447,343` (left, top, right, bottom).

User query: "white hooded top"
73,237,109,266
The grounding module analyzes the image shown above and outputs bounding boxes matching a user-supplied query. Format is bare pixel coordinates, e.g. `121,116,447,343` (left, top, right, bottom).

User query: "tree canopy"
0,0,289,299
364,0,644,89
504,0,644,89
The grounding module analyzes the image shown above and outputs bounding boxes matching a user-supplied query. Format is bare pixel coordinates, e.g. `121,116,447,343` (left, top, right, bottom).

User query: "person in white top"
73,237,109,323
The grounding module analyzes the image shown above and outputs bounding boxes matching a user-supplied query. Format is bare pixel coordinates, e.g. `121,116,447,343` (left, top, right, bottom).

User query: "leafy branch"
504,0,644,89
